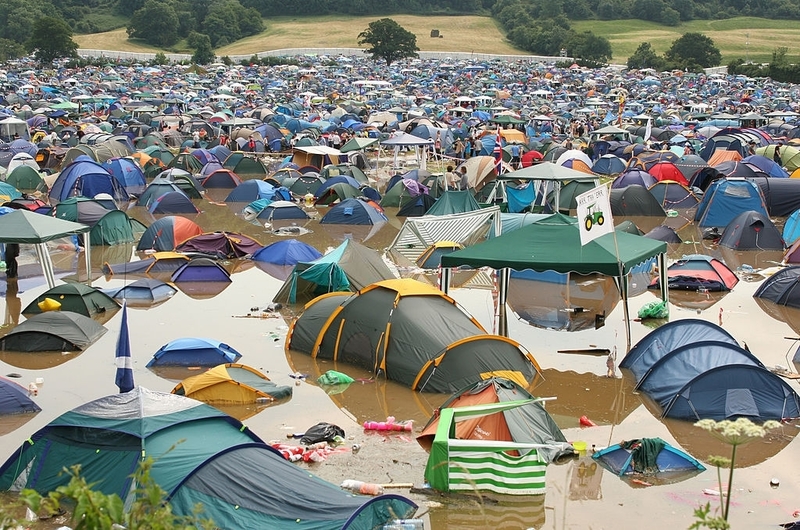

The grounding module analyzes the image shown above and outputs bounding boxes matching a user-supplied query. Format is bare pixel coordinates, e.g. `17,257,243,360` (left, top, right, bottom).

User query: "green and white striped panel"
447,445,547,495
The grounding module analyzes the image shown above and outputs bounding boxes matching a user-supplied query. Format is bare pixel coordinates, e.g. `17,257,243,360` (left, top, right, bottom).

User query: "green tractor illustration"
584,203,604,231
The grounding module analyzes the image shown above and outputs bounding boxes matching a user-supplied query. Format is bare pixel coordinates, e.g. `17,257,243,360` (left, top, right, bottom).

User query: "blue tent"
620,319,738,383
694,179,769,228
49,156,128,202
252,200,310,220
320,198,387,225
171,258,231,283
149,191,199,214
0,376,41,415
783,209,800,245
137,182,185,207
252,239,322,265
663,365,800,421
102,157,147,194
593,438,704,479
104,278,177,306
611,170,657,189
753,266,800,308
147,338,242,367
314,175,361,199
592,155,626,176
225,180,290,202
635,341,763,406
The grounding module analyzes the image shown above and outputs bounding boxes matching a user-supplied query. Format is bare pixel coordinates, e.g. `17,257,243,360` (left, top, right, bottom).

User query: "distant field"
75,15,522,57
75,15,797,64
572,17,800,63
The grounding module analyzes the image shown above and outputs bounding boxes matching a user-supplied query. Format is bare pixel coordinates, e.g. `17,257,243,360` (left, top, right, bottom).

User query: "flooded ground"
1,201,800,530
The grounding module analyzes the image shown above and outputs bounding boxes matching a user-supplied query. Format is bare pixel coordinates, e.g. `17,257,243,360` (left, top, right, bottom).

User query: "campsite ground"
73,15,792,63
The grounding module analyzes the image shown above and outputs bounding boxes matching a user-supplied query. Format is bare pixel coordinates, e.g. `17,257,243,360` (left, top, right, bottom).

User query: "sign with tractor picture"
576,185,613,245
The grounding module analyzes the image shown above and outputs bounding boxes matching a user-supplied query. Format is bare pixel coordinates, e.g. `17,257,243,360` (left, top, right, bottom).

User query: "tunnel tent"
287,278,542,392
620,319,738,384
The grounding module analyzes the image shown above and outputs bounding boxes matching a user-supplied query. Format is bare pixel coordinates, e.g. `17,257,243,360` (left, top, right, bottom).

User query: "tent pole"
498,268,510,338
621,277,631,353
35,243,55,289
658,252,669,307
84,242,92,286
439,267,450,296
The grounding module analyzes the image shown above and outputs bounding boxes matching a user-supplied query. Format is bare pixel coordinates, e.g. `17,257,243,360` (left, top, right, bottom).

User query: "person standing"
774,143,783,167
4,243,19,279
192,130,200,148
509,143,522,169
458,166,469,191
473,136,483,157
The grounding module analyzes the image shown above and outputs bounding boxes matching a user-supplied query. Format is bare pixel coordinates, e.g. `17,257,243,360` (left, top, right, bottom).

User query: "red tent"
648,161,689,185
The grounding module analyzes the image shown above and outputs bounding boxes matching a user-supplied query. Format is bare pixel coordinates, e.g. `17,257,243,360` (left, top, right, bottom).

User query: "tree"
627,42,665,70
665,32,722,69
564,31,613,63
26,16,78,65
0,38,25,62
357,18,419,66
188,32,215,65
127,0,179,47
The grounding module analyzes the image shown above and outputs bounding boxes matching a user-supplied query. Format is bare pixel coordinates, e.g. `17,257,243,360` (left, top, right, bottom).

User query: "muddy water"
1,203,800,530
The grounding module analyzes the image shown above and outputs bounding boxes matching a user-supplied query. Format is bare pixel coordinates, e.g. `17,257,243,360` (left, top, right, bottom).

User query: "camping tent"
0,376,41,415
719,210,784,250
176,232,262,258
137,216,204,252
609,186,667,217
22,282,119,317
0,388,413,529
620,319,738,383
147,338,242,367
0,311,107,351
417,377,572,463
171,258,232,283
648,254,739,292
273,239,395,304
104,278,177,307
754,266,800,308
287,278,542,392
320,198,387,225
172,363,292,404
694,179,769,228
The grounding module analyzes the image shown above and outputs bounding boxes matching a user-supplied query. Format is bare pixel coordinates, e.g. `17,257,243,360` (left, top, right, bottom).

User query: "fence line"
77,48,568,64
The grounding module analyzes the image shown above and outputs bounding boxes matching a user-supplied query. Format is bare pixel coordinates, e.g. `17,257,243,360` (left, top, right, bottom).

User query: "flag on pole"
576,185,614,246
616,95,626,125
115,300,134,393
644,118,652,144
493,129,503,175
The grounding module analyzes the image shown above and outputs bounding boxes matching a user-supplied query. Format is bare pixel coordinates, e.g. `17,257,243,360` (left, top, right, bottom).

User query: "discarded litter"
317,370,355,385
341,479,384,496
364,416,413,432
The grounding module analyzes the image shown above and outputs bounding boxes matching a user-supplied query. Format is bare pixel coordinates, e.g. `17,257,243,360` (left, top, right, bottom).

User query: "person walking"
4,243,19,279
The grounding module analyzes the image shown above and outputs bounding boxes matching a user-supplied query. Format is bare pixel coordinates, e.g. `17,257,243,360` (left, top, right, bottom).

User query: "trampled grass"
74,15,799,65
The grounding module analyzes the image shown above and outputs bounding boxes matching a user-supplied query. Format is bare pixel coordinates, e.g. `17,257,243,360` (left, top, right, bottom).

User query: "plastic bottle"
341,480,384,496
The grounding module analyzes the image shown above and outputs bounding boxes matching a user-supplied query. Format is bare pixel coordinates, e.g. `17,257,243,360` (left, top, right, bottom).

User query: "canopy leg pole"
84,243,92,286
35,243,55,289
438,267,451,296
622,289,631,353
498,268,510,338
658,252,669,307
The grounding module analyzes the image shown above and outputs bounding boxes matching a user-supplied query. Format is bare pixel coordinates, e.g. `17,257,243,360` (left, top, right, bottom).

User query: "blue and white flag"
115,301,134,393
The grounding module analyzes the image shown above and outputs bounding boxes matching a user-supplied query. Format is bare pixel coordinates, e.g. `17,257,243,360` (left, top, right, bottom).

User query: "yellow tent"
172,363,292,404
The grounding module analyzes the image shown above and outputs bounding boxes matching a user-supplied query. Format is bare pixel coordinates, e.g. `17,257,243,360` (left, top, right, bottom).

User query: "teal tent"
273,239,395,304
0,387,417,530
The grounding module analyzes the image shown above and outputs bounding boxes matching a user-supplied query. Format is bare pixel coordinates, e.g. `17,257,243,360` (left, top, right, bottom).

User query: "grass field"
74,15,798,64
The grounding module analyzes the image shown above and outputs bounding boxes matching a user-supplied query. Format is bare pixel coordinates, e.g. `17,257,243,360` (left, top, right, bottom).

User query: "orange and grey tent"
287,278,541,392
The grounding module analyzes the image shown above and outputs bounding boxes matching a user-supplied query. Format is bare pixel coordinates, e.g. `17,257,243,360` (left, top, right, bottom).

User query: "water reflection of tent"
507,270,619,332
429,495,545,530
532,369,640,426
664,415,800,468
0,311,107,352
592,438,705,487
